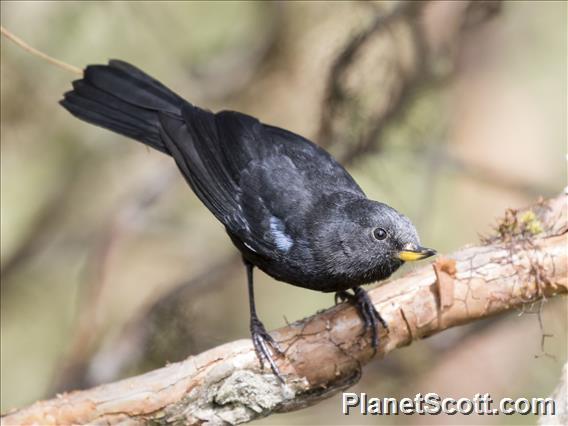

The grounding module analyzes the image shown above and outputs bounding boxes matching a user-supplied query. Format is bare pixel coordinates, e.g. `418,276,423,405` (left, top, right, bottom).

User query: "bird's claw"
335,287,388,353
250,317,285,383
335,290,350,305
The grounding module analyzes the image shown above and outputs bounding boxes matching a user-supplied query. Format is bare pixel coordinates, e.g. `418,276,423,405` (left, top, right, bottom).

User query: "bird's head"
317,198,436,285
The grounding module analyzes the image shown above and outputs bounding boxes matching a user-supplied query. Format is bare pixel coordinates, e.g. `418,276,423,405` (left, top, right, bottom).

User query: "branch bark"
2,194,566,425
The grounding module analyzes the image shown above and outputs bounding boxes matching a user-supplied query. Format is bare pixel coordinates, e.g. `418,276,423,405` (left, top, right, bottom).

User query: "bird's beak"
396,244,437,262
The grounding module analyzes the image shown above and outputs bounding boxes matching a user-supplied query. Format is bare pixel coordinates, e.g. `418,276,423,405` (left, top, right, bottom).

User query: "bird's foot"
250,316,285,382
335,287,388,352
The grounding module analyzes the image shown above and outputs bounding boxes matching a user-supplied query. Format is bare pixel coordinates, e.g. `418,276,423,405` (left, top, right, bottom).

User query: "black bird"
60,60,436,381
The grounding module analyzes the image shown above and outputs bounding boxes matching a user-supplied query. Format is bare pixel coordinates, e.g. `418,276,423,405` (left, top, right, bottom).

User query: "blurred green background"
1,1,566,424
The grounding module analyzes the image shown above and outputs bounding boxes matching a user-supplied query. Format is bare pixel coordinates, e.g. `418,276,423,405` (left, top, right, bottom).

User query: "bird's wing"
159,106,251,239
160,108,365,258
219,113,366,256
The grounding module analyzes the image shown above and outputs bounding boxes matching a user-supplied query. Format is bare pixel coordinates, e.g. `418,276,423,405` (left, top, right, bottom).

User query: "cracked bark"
2,194,566,425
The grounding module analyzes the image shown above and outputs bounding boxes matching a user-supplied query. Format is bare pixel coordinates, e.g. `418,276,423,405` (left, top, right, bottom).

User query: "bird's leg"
245,260,284,382
334,286,388,352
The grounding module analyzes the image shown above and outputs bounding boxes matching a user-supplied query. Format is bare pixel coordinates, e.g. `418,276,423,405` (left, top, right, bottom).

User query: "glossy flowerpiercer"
60,60,436,381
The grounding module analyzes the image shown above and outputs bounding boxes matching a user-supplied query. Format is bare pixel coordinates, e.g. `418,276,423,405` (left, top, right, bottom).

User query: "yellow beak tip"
397,248,437,262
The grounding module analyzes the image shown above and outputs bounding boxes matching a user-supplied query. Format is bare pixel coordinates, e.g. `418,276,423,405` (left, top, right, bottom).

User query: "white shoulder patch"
269,217,293,252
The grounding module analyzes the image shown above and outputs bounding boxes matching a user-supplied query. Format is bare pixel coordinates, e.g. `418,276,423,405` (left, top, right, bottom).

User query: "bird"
60,60,436,382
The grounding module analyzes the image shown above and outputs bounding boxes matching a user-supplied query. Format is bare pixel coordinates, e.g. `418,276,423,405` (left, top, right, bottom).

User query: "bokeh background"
1,1,566,424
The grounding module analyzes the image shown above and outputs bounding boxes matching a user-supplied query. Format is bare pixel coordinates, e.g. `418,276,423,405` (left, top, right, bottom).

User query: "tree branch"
3,194,566,425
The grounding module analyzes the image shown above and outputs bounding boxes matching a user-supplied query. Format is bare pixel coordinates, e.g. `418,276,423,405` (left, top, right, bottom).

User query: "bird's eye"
372,227,387,241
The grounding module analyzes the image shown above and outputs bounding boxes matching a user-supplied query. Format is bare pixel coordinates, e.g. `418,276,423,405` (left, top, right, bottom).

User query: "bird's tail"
60,60,185,154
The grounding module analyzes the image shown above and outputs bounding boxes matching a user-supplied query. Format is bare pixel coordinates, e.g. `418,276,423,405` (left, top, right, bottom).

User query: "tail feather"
107,60,183,107
60,60,258,241
60,60,184,153
83,64,182,113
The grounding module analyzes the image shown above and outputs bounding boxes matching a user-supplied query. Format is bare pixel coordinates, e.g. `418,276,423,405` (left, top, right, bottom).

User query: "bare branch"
3,193,566,425
316,1,502,164
1,26,83,76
